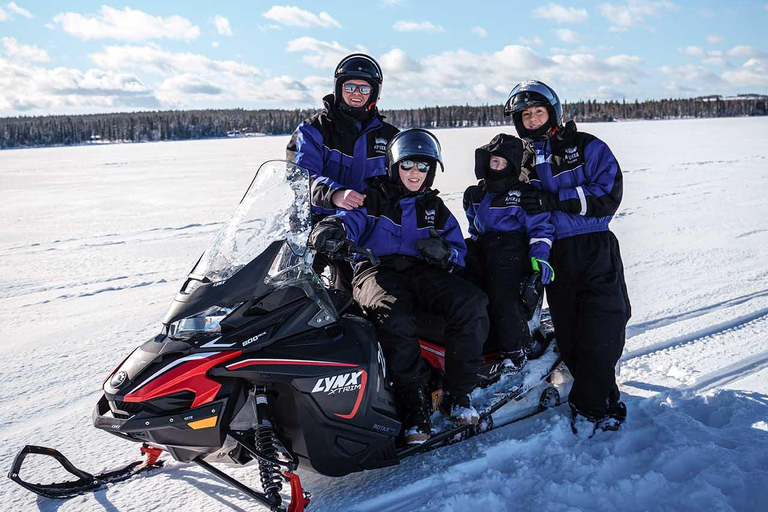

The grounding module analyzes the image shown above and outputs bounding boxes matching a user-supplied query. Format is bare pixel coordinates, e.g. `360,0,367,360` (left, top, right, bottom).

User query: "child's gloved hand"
309,218,347,254
531,257,555,285
521,190,560,214
416,228,451,265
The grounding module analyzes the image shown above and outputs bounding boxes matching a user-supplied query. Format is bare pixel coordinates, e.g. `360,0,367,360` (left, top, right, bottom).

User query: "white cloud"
212,41,220,48
379,48,422,73
262,6,341,29
471,26,488,38
2,36,49,62
659,64,722,88
285,37,348,68
381,0,406,6
600,0,675,29
7,2,32,18
582,85,627,100
520,36,543,45
556,29,580,44
605,54,643,67
159,74,223,96
533,4,589,24
0,55,159,113
393,20,444,33
90,44,260,77
551,44,614,55
213,15,233,36
706,34,723,44
722,57,768,88
0,7,7,21
726,45,765,60
681,46,706,58
52,6,200,41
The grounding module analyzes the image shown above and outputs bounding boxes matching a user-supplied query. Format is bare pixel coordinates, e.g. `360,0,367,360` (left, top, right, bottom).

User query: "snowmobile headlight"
167,304,241,338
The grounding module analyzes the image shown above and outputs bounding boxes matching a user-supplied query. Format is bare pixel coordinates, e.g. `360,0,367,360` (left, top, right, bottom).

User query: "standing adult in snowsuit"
287,53,399,290
505,80,631,434
309,129,489,445
463,133,555,373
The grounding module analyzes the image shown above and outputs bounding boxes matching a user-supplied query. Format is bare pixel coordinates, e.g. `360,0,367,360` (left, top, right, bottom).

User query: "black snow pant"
353,257,489,396
546,230,631,417
312,252,353,292
463,233,533,354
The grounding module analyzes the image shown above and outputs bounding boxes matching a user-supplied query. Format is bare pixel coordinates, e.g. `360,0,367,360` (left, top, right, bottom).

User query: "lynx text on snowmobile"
8,160,570,511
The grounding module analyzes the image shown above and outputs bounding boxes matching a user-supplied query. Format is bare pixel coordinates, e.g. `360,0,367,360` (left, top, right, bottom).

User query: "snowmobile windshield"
191,160,312,284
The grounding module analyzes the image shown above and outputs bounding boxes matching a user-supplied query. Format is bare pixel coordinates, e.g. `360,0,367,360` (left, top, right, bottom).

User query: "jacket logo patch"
564,146,580,165
374,137,388,154
505,189,521,205
424,208,436,225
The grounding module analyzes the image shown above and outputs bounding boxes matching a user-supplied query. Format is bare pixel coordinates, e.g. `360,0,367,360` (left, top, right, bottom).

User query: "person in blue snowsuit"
463,133,555,373
505,80,632,434
287,53,399,289
309,129,489,446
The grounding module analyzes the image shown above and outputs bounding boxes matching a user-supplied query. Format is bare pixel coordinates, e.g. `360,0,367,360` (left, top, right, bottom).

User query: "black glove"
416,228,451,265
520,190,560,214
309,217,347,254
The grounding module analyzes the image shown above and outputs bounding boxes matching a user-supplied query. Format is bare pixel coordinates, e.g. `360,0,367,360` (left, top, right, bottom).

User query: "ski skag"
398,345,566,459
8,444,164,500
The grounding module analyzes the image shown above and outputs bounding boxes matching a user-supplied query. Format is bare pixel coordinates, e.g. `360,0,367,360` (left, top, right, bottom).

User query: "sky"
0,0,766,116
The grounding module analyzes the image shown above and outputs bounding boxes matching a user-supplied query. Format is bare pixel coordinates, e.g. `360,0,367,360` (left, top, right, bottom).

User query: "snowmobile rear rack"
7,444,164,500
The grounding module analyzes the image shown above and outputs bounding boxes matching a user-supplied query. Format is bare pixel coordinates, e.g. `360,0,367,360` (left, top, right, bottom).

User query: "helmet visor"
504,81,558,116
387,130,443,172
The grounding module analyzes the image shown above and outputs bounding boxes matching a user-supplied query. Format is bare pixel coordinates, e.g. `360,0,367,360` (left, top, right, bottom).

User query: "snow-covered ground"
2,117,767,511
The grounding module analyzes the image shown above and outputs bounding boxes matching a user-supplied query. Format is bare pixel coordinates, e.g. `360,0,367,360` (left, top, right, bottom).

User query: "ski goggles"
399,160,430,172
343,83,372,94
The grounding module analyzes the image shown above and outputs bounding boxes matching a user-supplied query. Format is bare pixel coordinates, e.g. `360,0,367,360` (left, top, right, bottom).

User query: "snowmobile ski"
7,444,164,500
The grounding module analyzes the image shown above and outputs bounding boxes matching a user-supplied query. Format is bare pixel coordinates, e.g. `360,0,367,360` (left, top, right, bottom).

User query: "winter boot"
569,403,601,439
500,348,527,374
524,329,549,360
597,401,627,432
396,386,432,445
440,393,479,425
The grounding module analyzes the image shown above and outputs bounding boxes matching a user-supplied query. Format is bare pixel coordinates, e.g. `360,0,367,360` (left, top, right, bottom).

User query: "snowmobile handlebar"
322,239,381,266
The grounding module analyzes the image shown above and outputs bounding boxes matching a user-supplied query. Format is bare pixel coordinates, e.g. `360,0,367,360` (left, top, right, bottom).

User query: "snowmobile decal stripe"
225,359,358,370
334,370,368,419
124,351,243,408
130,353,218,394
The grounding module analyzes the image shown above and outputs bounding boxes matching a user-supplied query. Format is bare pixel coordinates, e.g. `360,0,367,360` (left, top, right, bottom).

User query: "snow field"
1,118,767,511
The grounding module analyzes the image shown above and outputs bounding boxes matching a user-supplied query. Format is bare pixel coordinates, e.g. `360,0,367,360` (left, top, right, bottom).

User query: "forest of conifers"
1,95,765,149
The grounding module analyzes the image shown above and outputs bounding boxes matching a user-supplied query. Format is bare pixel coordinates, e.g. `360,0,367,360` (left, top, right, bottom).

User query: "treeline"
1,95,766,149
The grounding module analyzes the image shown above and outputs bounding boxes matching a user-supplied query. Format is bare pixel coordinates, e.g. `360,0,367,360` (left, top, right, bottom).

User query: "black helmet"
334,53,383,116
386,128,444,189
504,80,564,139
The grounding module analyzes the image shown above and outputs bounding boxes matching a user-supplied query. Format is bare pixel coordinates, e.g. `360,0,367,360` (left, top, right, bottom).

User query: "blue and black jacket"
287,94,399,216
333,176,467,268
464,181,554,261
528,120,623,240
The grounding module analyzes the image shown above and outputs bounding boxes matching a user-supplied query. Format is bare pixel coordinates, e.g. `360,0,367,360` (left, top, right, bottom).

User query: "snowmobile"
8,160,569,512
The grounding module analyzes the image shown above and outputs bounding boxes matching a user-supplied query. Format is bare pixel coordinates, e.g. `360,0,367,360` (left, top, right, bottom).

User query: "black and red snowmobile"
8,161,570,511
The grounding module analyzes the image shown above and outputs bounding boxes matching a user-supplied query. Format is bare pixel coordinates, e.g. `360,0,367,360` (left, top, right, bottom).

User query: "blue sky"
0,0,766,116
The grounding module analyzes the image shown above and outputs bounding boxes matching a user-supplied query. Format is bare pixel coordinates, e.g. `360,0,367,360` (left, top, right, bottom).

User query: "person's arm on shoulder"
287,122,346,210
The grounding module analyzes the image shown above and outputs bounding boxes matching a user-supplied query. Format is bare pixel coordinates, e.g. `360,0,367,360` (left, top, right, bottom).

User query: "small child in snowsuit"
310,129,489,445
463,133,555,373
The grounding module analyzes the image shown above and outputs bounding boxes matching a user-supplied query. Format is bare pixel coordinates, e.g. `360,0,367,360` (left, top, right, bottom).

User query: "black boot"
500,348,527,374
396,387,432,445
440,393,479,425
597,401,627,432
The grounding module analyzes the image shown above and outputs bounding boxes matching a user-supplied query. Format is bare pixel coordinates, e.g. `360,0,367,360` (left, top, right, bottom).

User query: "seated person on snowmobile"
507,80,631,435
309,128,490,445
287,53,399,290
463,134,555,374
